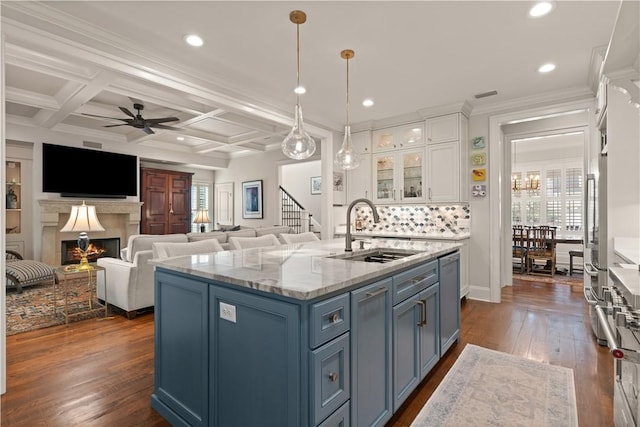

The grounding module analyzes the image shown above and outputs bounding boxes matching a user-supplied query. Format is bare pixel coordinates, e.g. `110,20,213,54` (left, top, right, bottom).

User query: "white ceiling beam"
38,70,118,128
5,87,59,110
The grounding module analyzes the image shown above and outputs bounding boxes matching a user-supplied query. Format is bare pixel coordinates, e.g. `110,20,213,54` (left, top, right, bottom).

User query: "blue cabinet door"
419,285,440,379
350,279,393,427
392,293,421,411
151,270,209,427
439,252,460,355
210,285,301,427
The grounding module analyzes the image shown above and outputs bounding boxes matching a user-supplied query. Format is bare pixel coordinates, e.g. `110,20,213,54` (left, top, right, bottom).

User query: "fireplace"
61,238,120,265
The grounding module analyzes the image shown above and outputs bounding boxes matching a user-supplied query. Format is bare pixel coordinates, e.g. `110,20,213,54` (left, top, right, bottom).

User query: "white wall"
469,102,592,301
281,160,322,225
213,149,296,227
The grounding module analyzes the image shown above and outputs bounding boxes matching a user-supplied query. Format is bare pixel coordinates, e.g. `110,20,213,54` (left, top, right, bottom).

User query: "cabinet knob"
330,313,340,323
328,372,338,382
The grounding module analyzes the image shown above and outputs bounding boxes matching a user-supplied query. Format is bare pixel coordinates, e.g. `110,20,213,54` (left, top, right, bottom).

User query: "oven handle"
584,261,601,277
584,286,602,305
595,305,624,359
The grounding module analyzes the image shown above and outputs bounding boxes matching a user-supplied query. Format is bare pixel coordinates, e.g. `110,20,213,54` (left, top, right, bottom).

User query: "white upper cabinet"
372,149,425,204
351,129,372,155
372,123,424,153
424,113,468,203
426,114,459,145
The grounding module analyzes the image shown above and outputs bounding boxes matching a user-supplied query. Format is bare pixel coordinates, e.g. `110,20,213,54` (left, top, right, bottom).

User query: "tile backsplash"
354,204,470,234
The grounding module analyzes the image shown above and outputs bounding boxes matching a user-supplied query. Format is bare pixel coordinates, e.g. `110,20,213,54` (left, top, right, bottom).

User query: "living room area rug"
5,281,106,335
411,344,578,427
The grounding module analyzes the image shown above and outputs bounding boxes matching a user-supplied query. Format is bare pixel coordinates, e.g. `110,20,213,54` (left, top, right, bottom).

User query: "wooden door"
141,168,192,234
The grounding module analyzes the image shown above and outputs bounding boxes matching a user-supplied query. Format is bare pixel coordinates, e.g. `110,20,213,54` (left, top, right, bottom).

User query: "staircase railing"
280,186,311,234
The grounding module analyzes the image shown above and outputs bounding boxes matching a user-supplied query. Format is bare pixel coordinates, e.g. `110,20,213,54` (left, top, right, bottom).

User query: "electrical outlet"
220,302,236,323
457,219,471,228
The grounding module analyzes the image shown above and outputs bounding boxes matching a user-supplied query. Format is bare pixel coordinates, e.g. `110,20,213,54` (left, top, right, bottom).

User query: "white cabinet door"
373,153,397,203
398,149,425,203
351,130,372,155
426,141,459,202
347,153,372,201
372,149,426,204
372,123,424,153
426,114,459,145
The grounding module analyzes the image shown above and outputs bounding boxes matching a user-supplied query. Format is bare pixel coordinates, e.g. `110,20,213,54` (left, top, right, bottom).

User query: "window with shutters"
511,162,583,233
191,181,212,233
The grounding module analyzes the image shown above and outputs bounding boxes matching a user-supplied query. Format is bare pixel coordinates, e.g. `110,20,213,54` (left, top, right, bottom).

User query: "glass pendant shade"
335,125,360,170
282,10,315,160
335,49,360,170
282,103,316,159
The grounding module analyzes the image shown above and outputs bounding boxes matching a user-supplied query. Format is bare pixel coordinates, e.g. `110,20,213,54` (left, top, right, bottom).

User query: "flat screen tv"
42,143,138,198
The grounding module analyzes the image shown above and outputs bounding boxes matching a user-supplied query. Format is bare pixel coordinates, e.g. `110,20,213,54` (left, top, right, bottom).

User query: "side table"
53,265,108,324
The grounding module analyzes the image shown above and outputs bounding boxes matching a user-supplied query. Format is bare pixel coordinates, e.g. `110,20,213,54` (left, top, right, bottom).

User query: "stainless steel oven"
596,266,640,426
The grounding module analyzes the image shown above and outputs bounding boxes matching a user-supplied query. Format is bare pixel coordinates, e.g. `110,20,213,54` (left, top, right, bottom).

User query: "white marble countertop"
614,237,640,265
610,266,640,309
151,238,462,301
334,229,471,241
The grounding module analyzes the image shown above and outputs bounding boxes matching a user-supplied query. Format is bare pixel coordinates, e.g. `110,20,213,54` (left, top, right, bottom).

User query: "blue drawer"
392,260,438,305
311,332,350,426
310,293,350,348
318,400,350,427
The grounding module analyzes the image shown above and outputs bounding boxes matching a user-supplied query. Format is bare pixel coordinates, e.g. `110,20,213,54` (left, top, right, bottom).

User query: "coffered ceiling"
1,1,623,168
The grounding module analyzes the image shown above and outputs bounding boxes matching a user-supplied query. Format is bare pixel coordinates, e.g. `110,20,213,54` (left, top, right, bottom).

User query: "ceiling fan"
83,102,180,135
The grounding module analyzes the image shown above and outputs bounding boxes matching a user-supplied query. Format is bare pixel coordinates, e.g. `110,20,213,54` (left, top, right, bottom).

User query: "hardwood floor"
2,278,613,426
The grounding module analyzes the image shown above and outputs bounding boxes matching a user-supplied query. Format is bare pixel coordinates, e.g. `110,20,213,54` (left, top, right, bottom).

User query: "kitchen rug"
411,344,578,427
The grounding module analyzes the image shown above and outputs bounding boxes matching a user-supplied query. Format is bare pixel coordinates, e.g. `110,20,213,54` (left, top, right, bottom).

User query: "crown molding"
469,87,594,116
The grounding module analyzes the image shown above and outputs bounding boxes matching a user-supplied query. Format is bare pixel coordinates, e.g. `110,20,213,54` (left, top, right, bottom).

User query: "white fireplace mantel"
39,199,143,266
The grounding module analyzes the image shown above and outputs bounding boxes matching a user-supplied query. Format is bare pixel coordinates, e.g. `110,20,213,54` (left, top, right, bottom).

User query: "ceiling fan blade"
119,107,135,118
82,113,128,121
145,117,180,124
103,123,130,128
143,124,155,135
151,124,181,130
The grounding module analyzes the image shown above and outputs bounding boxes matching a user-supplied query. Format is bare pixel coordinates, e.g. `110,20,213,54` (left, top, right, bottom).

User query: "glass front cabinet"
373,149,425,204
5,160,24,255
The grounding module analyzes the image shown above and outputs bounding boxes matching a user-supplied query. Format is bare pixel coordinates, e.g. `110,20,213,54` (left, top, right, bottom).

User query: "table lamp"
60,201,105,270
193,208,211,233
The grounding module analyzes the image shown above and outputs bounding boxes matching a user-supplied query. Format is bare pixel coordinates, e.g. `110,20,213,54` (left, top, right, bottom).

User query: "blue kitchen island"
149,238,461,427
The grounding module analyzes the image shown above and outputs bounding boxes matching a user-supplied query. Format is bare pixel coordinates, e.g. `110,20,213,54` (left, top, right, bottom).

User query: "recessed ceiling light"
529,2,555,18
538,63,556,73
362,99,374,107
294,85,306,95
177,136,185,141
184,34,204,47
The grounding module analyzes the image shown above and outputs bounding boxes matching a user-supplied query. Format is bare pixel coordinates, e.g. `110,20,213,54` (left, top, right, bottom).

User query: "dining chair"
527,225,557,277
512,225,529,274
280,232,320,244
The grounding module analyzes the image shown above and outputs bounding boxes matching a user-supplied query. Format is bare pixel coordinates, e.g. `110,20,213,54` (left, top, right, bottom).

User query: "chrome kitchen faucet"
345,198,380,252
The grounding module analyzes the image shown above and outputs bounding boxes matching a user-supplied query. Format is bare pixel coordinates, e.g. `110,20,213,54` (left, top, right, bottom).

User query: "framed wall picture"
471,136,486,150
471,152,486,166
242,180,263,219
333,171,346,206
472,168,487,181
311,176,322,195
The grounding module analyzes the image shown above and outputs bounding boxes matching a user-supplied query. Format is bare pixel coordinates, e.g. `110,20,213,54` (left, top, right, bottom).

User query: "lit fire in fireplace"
71,243,107,262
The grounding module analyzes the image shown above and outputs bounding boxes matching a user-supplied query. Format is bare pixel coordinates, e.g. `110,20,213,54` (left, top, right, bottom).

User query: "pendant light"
282,10,316,160
335,49,360,170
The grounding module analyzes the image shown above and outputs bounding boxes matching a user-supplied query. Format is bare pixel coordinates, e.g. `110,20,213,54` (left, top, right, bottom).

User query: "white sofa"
96,226,292,318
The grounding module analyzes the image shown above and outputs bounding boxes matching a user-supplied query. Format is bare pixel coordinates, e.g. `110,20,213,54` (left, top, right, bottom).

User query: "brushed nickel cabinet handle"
422,298,428,326
330,313,340,323
328,372,338,382
365,287,388,298
416,300,425,326
169,203,174,214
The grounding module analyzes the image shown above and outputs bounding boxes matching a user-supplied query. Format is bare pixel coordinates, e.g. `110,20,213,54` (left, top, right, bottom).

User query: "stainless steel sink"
328,249,419,263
